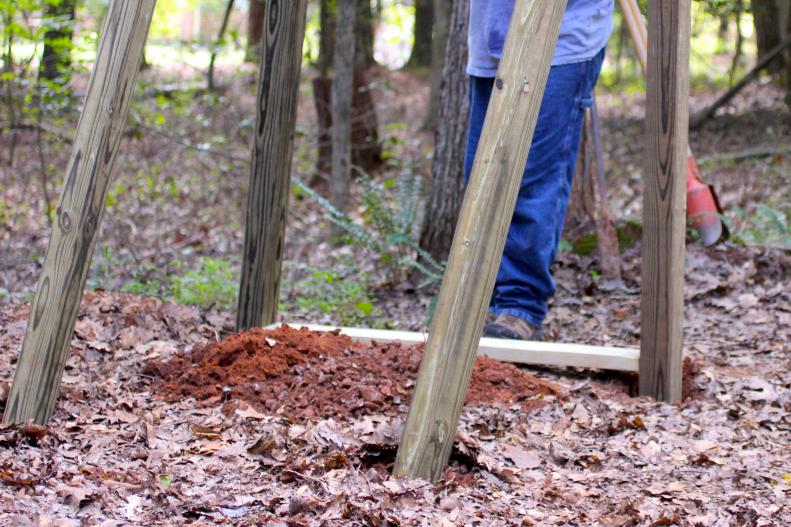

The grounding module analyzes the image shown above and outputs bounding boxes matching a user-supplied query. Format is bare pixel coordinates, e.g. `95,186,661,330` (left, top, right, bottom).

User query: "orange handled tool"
618,0,728,246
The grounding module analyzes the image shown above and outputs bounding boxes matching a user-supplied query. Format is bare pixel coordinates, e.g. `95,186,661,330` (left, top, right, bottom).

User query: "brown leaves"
0,274,789,525
0,459,55,487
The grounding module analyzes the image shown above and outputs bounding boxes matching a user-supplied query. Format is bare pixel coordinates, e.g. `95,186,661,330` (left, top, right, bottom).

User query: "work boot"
484,314,544,341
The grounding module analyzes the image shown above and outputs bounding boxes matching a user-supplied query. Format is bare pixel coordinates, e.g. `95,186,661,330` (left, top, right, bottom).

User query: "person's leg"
464,75,497,322
464,75,495,183
488,49,605,333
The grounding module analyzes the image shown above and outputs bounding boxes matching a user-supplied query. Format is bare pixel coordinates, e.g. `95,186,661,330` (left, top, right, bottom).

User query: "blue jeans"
464,49,605,328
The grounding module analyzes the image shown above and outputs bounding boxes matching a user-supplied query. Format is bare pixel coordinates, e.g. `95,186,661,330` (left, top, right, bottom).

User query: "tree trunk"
406,0,433,68
350,65,382,172
39,0,76,83
565,102,621,281
752,0,784,73
728,0,744,86
780,0,791,108
313,0,335,186
565,111,597,235
208,0,236,91
418,0,469,261
355,0,375,67
246,0,266,62
318,0,335,76
422,0,451,129
331,0,356,215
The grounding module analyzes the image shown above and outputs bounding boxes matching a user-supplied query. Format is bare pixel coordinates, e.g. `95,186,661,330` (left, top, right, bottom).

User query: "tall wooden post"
393,0,567,482
639,0,690,401
3,1,156,426
236,0,308,330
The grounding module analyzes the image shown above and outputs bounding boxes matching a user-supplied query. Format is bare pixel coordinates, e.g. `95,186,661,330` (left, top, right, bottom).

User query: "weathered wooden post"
393,0,567,481
3,1,156,425
639,0,690,401
236,0,309,331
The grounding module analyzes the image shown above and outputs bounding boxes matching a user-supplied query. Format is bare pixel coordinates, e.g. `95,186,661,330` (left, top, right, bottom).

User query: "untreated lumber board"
269,324,640,372
392,0,567,481
639,0,690,402
236,0,308,331
3,1,156,426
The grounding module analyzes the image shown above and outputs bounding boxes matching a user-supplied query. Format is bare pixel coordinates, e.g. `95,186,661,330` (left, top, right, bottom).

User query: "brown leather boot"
483,314,544,341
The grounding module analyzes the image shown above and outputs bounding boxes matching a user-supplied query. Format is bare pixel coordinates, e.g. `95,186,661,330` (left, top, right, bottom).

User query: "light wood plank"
236,0,309,330
4,1,155,426
392,0,567,481
639,0,690,402
269,324,640,372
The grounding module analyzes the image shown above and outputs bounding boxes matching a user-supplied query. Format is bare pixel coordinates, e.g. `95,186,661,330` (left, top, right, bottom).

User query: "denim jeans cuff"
489,307,543,329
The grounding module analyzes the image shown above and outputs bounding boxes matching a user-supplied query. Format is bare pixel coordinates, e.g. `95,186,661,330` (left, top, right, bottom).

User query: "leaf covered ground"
0,241,788,526
1,63,790,525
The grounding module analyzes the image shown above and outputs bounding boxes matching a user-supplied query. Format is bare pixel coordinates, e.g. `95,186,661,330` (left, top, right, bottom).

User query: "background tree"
355,0,375,68
406,0,433,68
313,0,381,188
207,0,236,91
750,1,791,105
246,0,265,62
331,0,356,216
312,0,336,186
422,0,450,129
418,0,469,260
39,0,77,83
752,0,783,73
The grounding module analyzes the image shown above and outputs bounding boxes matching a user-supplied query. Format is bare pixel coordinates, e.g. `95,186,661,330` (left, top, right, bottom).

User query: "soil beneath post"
144,326,563,421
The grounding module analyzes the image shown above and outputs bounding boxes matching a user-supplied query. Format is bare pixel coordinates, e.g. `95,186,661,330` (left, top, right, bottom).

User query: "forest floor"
0,64,790,525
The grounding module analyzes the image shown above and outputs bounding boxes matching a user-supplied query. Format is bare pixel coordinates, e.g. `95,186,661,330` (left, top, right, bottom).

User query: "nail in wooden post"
393,0,567,481
3,1,156,426
639,0,690,401
237,0,308,330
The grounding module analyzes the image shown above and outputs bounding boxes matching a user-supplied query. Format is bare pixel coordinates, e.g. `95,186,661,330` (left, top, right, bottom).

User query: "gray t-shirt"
467,0,614,77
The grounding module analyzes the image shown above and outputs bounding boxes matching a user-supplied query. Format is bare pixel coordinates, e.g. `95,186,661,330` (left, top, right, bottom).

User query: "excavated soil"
144,326,562,420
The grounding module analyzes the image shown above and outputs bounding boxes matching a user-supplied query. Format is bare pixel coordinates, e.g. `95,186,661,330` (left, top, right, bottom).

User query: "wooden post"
236,0,308,331
3,1,156,426
393,0,567,481
639,0,690,401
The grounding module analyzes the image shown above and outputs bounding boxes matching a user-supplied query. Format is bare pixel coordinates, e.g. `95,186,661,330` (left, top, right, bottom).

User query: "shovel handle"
617,0,698,172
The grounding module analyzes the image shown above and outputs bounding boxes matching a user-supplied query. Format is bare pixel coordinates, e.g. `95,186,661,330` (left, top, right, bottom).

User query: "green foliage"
572,233,599,256
283,265,381,327
120,263,165,298
728,205,791,249
86,244,118,291
556,239,573,254
294,170,445,289
170,256,238,309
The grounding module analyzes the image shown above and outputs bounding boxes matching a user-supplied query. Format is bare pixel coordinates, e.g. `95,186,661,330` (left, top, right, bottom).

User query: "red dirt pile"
144,326,561,420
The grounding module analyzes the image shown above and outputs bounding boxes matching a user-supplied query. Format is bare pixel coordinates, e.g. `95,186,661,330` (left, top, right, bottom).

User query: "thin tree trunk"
352,0,381,173
39,0,76,83
318,0,335,76
350,66,382,172
422,0,450,130
418,0,469,260
728,0,744,87
752,0,784,73
406,0,433,68
780,0,791,108
208,0,236,91
313,0,335,185
246,0,266,63
331,0,356,216
355,0,375,67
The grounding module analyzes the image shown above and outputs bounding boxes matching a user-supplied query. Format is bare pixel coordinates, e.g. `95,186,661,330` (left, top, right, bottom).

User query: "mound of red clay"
144,326,561,420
